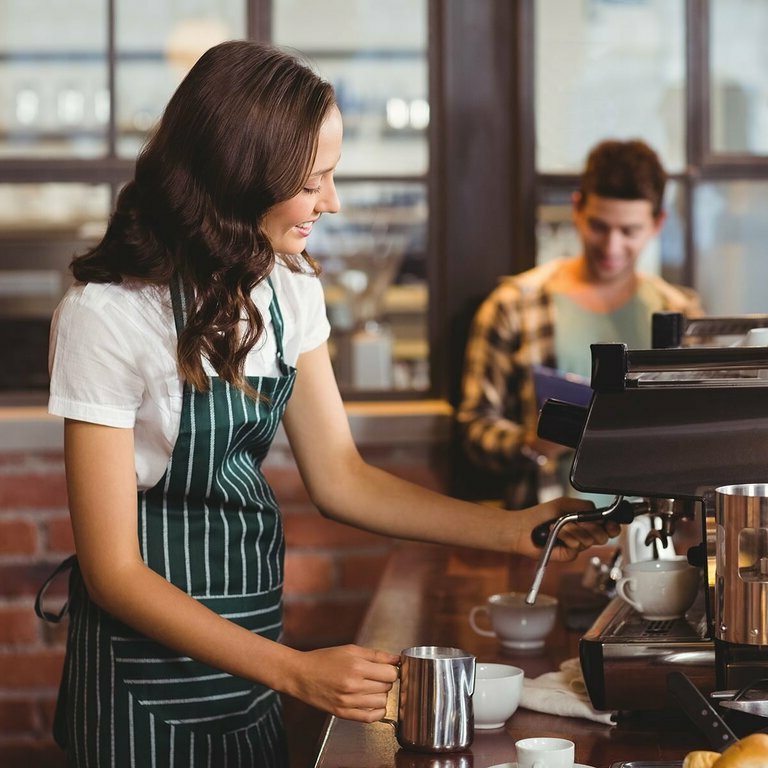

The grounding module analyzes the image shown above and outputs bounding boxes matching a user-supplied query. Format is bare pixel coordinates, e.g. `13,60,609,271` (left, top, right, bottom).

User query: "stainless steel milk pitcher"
385,645,476,752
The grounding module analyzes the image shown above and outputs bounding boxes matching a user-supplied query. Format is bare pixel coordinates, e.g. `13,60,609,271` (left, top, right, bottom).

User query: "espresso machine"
530,313,768,711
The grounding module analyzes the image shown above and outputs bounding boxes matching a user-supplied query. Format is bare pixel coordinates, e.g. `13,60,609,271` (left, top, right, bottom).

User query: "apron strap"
35,554,77,623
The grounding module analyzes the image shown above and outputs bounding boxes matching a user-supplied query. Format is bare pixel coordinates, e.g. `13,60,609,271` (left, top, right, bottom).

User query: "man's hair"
577,139,666,217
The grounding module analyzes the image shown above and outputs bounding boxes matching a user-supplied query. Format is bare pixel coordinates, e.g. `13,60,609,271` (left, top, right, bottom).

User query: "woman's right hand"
282,644,400,722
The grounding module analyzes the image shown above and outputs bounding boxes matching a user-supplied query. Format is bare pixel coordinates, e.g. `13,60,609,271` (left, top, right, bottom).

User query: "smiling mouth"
295,221,314,236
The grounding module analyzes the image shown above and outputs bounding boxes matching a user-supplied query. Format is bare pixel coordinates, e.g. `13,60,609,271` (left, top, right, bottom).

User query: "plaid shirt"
457,259,703,480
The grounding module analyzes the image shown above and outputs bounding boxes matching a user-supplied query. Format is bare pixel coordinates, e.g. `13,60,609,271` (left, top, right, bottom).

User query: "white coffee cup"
472,663,524,729
615,556,701,620
468,591,558,650
515,736,575,768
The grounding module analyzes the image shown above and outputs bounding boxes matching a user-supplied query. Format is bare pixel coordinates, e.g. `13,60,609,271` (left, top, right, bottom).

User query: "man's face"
572,193,665,284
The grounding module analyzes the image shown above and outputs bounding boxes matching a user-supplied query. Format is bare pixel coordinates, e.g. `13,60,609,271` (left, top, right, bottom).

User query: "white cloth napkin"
519,658,617,725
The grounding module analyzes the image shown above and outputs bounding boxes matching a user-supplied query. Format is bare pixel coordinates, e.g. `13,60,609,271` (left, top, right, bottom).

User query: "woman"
42,40,617,766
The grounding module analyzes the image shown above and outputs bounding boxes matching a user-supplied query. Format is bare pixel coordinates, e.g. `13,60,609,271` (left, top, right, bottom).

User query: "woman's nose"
317,180,340,214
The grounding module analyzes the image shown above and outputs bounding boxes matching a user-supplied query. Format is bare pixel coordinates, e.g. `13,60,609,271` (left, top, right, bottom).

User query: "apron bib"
38,275,296,767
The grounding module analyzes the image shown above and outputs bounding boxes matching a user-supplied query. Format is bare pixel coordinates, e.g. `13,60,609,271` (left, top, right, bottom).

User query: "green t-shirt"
551,284,665,502
553,281,665,380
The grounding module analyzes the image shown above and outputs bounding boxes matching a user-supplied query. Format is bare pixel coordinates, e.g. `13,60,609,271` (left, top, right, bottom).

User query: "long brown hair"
72,41,336,394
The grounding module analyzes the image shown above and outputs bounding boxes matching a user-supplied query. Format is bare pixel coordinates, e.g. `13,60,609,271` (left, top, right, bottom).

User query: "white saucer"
488,763,595,768
499,638,546,651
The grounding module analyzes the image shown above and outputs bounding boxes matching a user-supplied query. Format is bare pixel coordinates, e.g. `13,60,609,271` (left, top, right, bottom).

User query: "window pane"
693,181,768,314
535,0,686,173
0,0,107,158
308,182,428,392
115,1,246,158
272,0,429,177
273,0,429,394
0,183,110,391
710,0,768,155
535,180,685,283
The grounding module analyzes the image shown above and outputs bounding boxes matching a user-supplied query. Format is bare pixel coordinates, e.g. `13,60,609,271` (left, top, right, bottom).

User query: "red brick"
0,740,66,768
41,618,70,647
282,599,368,649
0,606,39,644
0,650,65,688
262,467,311,503
0,699,39,733
0,563,69,598
0,451,63,467
339,552,391,592
0,520,38,555
46,517,75,553
283,511,390,549
284,552,335,594
39,697,60,733
0,474,67,509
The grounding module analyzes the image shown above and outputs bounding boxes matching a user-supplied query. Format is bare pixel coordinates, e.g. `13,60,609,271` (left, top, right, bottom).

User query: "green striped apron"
41,275,296,767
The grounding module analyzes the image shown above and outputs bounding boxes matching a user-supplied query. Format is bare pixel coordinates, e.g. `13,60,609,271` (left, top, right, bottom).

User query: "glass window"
693,181,768,315
0,183,110,392
535,0,686,173
273,0,428,177
0,182,110,321
309,181,428,391
709,0,768,155
273,0,429,393
0,0,108,158
115,1,246,158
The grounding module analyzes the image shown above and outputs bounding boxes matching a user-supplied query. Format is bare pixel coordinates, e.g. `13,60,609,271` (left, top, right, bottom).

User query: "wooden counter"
313,542,705,768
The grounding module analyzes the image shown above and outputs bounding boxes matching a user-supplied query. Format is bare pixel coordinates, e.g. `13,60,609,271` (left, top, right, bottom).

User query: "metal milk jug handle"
382,645,476,753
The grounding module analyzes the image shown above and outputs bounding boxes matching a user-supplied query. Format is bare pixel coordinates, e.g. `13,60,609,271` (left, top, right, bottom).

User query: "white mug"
468,591,558,650
515,736,575,768
615,556,701,620
473,663,524,729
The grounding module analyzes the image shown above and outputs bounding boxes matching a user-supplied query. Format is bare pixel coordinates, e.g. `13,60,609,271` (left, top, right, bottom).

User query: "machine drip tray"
580,596,715,711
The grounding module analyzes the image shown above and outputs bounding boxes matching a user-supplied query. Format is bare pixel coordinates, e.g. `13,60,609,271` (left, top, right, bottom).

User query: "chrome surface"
526,497,642,605
579,596,715,710
609,762,683,767
388,646,475,753
715,485,768,646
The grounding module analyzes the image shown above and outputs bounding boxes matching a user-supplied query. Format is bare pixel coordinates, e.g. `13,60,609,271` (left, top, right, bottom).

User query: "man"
457,139,703,508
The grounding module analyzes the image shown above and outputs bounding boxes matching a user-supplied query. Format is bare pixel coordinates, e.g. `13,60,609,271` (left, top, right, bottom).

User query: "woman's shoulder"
269,258,324,301
54,281,174,345
58,280,170,318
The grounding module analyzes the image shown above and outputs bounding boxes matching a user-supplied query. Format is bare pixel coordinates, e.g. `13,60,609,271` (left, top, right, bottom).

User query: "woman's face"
261,105,343,255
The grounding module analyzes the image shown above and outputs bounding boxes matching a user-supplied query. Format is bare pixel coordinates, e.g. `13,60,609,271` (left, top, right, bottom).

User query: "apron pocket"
112,587,282,735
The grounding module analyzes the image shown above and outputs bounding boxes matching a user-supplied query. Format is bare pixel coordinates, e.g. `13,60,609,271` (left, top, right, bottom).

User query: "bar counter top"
313,541,707,768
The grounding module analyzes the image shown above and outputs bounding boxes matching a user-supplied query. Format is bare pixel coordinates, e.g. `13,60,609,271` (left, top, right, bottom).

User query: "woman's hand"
511,496,620,561
282,645,400,722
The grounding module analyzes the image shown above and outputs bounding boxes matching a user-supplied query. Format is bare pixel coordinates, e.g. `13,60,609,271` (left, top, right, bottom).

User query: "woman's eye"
304,185,321,194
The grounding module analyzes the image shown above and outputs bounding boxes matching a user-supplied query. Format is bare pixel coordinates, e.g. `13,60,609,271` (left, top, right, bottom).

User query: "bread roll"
712,733,768,767
682,750,720,768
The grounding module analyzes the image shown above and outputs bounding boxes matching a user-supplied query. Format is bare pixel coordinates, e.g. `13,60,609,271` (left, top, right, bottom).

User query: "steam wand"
525,496,644,605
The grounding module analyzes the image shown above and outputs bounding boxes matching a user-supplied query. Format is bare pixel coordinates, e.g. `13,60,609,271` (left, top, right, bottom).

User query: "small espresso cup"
468,591,558,650
515,736,575,768
615,556,701,620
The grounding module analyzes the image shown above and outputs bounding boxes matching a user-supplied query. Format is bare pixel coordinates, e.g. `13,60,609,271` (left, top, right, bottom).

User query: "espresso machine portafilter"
530,317,768,700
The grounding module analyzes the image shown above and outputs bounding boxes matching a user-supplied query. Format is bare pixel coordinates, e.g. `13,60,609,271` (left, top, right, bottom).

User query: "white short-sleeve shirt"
48,261,330,489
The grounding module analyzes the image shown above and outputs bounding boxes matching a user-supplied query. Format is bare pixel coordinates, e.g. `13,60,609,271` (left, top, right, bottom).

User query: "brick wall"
0,427,450,767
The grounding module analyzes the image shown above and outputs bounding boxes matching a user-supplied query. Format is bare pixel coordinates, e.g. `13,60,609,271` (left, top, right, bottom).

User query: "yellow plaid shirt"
456,260,703,487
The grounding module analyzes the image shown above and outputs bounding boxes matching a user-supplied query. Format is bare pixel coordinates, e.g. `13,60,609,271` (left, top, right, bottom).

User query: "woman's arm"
64,418,399,721
282,343,617,560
